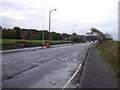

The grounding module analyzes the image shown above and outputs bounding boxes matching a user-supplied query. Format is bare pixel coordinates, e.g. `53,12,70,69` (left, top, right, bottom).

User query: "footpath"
0,44,71,54
79,46,118,88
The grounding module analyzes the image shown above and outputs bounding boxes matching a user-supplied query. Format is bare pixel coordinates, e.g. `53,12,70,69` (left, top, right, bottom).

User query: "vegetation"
87,27,119,78
73,35,86,42
1,26,87,49
96,40,119,78
1,26,88,43
86,27,113,43
1,26,70,40
1,39,71,44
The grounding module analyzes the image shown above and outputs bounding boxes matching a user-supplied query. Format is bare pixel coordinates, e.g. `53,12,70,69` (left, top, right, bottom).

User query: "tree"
13,26,21,39
62,33,69,40
87,27,114,43
73,37,80,42
51,32,62,40
2,28,16,39
44,30,49,40
105,33,113,40
0,26,3,39
87,27,106,43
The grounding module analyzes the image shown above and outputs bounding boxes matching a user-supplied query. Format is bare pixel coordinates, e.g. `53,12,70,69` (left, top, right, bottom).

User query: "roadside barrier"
42,42,46,46
46,42,50,48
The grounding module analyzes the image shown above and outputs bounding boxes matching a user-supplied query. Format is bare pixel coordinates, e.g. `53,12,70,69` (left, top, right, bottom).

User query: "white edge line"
79,48,90,88
62,64,82,89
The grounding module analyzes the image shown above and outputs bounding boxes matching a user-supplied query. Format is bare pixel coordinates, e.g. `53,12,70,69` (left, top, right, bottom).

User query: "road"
2,43,91,88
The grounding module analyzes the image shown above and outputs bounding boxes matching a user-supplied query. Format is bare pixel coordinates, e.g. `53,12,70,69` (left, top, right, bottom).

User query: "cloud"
1,0,119,40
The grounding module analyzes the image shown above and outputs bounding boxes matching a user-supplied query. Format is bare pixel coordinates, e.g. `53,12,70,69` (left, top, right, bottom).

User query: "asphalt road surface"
2,43,91,88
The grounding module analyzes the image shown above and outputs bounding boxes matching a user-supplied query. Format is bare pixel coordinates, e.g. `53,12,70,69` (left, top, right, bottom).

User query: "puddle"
29,69,70,88
29,61,80,88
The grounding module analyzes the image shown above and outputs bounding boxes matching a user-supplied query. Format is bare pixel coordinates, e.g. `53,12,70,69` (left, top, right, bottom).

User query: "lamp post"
48,9,57,85
42,11,46,47
49,9,57,41
73,25,77,34
42,11,44,43
72,25,77,42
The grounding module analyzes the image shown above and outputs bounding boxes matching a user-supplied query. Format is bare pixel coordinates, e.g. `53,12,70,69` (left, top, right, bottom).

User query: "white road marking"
62,58,68,61
50,59,55,63
62,64,82,89
73,58,77,62
52,59,55,62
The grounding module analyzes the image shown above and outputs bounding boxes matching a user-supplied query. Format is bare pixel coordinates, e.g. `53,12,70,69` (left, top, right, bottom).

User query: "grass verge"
1,39,71,44
96,40,120,78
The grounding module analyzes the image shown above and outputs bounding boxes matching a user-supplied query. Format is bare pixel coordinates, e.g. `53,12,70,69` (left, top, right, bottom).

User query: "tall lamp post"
48,9,57,85
42,11,44,43
49,9,57,41
73,25,77,33
72,25,77,42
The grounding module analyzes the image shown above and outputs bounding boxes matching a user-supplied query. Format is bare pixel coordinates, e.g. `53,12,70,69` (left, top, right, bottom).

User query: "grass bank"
96,40,119,78
1,39,72,50
1,39,71,44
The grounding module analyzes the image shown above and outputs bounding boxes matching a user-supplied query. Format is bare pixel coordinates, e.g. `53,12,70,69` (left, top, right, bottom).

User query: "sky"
1,0,119,40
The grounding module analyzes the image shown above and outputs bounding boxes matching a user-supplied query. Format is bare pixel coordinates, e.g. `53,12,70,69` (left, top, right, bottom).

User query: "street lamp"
42,11,46,47
73,25,77,33
42,11,44,43
72,25,77,42
48,9,57,85
49,9,57,41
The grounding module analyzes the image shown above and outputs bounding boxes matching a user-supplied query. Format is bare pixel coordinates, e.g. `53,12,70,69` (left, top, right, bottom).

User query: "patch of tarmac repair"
2,63,39,81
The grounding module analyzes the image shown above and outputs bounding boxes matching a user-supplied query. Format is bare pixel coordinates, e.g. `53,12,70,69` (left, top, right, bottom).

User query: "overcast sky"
1,0,119,40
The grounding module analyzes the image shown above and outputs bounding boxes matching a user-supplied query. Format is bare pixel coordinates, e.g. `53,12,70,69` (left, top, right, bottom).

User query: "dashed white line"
73,58,77,62
50,59,56,63
62,57,68,61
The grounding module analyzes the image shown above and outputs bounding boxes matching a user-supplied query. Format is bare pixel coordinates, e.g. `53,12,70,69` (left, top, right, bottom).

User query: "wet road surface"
2,43,91,88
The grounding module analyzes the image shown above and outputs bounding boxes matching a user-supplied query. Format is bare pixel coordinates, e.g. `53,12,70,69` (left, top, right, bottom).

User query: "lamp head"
54,9,57,11
51,9,57,11
74,25,77,27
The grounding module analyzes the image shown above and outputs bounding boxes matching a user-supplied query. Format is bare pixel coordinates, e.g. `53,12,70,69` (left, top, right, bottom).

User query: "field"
96,40,119,78
1,39,71,44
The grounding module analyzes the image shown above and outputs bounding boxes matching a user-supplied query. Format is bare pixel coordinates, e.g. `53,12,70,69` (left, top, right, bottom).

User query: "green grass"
1,39,71,44
96,40,119,78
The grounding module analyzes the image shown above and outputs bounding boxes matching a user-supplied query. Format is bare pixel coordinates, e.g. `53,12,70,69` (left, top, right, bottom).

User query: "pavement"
79,46,118,88
0,44,71,54
0,44,71,53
